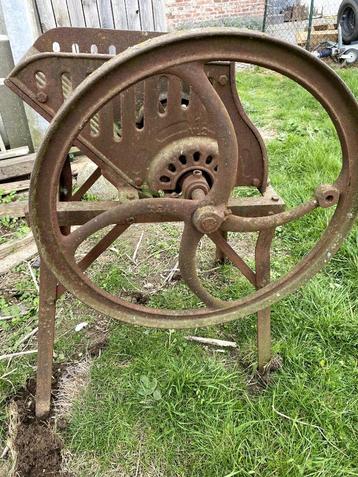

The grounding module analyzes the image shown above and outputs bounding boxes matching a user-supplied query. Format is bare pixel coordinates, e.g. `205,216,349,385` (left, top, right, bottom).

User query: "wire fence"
263,0,341,50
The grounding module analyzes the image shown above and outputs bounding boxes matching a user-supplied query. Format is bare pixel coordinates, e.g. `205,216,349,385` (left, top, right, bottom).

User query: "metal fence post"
306,0,315,50
262,0,269,32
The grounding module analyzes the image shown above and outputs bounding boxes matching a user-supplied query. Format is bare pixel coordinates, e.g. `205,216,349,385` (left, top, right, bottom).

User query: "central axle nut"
192,205,226,234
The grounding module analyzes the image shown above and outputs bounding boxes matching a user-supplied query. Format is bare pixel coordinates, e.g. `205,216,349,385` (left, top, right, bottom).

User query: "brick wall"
165,0,266,29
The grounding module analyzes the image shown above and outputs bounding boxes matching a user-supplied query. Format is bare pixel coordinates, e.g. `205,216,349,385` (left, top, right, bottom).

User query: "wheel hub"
147,137,219,194
192,205,227,234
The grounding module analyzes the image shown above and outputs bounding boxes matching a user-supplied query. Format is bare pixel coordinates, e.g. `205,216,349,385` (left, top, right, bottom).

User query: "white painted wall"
1,0,48,148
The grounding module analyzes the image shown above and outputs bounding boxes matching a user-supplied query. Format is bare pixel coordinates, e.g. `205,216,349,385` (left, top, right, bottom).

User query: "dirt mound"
14,420,64,476
6,326,109,477
8,373,71,477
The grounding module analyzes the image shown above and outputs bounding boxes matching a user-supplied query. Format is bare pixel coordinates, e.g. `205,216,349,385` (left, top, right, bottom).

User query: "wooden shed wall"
34,0,167,33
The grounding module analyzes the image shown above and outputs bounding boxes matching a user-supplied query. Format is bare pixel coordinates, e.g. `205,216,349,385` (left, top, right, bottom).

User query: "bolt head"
218,74,229,86
192,205,225,234
36,91,48,103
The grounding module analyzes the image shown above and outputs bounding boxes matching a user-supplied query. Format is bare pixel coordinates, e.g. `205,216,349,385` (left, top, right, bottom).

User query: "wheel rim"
30,29,358,328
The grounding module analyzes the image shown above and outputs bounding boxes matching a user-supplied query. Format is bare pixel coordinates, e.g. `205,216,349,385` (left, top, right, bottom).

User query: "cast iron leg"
35,260,57,418
255,228,275,373
215,231,228,263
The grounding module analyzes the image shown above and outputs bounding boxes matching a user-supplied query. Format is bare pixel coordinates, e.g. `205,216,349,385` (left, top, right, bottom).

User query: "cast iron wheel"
338,0,358,44
30,29,358,328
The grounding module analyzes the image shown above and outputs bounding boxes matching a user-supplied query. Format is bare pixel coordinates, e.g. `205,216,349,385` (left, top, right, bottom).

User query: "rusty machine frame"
6,28,358,419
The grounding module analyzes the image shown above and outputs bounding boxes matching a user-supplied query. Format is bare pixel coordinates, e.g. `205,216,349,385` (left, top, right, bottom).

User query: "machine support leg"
35,260,57,418
215,231,228,263
257,307,271,373
255,228,275,373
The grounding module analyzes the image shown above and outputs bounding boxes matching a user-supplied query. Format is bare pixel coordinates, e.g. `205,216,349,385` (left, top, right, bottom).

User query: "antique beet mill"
6,27,358,418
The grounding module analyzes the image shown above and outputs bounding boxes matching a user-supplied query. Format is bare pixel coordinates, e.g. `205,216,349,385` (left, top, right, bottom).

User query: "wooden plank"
0,233,38,275
0,201,27,218
0,154,36,181
0,179,30,195
313,19,337,31
185,336,237,348
138,0,154,31
112,0,129,29
310,29,338,48
152,0,167,32
296,30,307,46
0,130,5,153
0,155,86,184
0,232,34,260
125,0,141,30
67,0,86,27
82,0,101,27
97,0,114,28
51,0,72,26
0,146,29,161
34,0,57,31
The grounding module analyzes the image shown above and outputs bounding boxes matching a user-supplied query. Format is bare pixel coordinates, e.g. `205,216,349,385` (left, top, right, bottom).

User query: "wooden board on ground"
0,201,28,218
0,179,30,195
0,154,36,181
0,232,34,260
0,145,30,161
0,232,38,274
0,155,89,196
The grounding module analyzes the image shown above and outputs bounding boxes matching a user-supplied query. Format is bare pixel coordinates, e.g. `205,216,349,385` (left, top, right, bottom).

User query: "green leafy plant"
137,375,162,402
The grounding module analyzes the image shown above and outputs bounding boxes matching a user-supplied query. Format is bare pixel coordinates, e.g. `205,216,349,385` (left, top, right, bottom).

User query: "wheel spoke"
222,198,319,232
57,223,128,297
179,223,225,308
63,197,196,253
209,231,256,287
71,167,102,201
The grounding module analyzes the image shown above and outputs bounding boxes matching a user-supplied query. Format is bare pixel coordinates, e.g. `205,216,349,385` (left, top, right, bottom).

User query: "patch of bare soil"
8,370,70,477
258,127,277,143
5,325,109,477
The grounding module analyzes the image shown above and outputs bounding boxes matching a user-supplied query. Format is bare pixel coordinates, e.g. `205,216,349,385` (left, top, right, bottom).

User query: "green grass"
60,68,358,476
2,67,358,476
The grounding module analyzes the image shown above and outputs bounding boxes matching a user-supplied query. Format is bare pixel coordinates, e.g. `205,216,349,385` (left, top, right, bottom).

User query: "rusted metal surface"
255,228,276,372
7,27,358,418
6,28,267,192
36,262,57,418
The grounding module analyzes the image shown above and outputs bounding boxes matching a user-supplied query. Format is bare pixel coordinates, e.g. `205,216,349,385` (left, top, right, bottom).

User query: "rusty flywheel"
19,28,357,328
6,27,358,418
